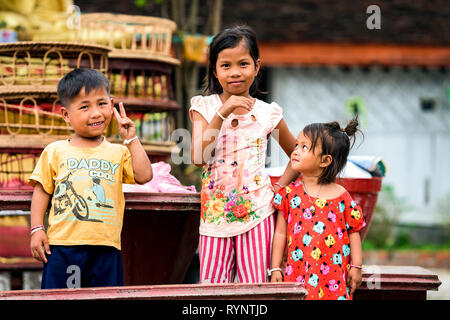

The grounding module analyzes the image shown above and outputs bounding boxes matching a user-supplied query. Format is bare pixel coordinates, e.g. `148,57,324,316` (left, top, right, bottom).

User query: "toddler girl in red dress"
270,117,366,300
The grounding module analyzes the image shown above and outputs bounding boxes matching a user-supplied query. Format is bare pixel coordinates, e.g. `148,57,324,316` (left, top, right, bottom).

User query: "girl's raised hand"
113,102,137,141
220,95,255,117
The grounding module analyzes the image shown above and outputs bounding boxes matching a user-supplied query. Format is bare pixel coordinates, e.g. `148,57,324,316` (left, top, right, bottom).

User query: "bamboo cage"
0,152,39,190
0,93,71,137
0,42,110,92
0,17,180,175
78,13,179,65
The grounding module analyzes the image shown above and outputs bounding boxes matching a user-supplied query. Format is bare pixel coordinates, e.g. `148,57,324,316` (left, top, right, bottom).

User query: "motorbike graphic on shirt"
53,158,119,224
54,169,102,222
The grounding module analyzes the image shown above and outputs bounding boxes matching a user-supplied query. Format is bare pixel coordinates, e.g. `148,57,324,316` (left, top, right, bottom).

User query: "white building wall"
269,66,450,225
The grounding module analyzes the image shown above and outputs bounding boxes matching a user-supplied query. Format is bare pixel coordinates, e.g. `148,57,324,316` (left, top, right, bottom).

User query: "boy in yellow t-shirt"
28,68,152,289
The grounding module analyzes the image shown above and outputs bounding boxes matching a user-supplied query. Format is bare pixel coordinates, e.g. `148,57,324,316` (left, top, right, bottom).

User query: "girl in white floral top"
190,25,298,283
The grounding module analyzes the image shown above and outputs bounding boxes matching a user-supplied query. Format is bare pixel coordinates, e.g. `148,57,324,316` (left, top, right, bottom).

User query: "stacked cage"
0,14,181,190
79,13,181,162
0,41,110,190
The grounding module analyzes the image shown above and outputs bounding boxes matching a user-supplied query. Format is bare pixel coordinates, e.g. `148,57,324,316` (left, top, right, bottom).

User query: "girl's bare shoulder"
322,182,348,199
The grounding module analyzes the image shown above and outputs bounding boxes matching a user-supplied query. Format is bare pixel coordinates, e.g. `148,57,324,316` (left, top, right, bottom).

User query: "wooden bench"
355,265,441,300
0,282,308,300
0,265,441,300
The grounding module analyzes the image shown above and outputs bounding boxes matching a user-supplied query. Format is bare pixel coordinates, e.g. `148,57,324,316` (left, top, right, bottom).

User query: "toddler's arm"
270,211,287,282
347,232,363,294
30,182,51,263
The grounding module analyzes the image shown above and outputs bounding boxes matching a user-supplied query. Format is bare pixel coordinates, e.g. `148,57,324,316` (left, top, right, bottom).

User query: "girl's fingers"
350,279,357,294
245,97,255,109
229,95,255,110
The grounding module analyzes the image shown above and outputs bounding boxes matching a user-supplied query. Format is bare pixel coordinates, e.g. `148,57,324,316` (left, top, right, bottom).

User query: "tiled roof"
74,0,450,45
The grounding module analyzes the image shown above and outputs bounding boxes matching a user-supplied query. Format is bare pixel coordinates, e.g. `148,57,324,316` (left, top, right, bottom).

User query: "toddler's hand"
270,270,283,282
347,267,362,295
30,230,51,263
113,102,137,141
220,95,255,117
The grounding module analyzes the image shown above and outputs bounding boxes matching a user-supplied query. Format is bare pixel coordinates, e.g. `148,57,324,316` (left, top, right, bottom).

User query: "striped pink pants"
199,214,275,283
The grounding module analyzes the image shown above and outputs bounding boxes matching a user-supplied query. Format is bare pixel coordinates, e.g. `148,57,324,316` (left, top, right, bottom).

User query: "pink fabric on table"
122,161,197,193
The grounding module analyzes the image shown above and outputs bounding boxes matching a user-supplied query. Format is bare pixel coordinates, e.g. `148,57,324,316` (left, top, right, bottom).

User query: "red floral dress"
272,178,366,300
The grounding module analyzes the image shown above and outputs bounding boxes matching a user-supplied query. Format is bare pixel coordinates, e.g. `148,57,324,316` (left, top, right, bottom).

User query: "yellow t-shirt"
28,138,135,250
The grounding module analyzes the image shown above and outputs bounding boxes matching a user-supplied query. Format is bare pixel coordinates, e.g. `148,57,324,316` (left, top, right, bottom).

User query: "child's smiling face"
61,86,114,141
214,39,260,99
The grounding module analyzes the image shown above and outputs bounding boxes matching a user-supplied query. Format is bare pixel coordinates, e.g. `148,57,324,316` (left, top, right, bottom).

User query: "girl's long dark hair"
203,25,263,96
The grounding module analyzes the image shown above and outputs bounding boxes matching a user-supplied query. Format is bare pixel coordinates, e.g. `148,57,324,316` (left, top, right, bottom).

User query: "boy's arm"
30,182,51,263
270,211,287,282
126,138,152,184
113,102,152,184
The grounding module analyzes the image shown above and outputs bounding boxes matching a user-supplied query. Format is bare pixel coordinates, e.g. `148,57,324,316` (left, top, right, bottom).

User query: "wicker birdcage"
0,42,110,93
0,91,73,149
0,41,110,149
0,151,39,190
78,13,179,65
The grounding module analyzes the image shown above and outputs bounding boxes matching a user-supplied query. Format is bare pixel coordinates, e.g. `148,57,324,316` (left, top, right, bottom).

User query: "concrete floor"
427,268,450,300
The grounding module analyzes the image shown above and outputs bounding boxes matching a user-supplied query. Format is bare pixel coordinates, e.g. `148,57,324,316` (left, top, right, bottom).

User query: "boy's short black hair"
57,68,110,107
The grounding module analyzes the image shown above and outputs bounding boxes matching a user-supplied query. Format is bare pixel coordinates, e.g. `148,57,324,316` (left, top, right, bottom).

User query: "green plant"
364,184,409,249
435,194,450,243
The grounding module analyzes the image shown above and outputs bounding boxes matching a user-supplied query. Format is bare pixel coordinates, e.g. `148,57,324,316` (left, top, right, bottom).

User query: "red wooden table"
0,192,442,300
0,190,201,287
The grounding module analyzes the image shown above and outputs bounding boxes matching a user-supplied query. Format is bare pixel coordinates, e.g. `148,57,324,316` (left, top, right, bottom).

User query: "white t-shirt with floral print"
190,94,283,237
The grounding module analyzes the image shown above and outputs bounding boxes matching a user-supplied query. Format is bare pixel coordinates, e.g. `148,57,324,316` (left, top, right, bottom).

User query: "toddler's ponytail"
342,115,362,149
343,116,359,137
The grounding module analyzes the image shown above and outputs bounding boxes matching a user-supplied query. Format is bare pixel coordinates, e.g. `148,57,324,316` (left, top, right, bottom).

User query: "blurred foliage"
363,184,408,250
436,193,450,243
364,186,450,251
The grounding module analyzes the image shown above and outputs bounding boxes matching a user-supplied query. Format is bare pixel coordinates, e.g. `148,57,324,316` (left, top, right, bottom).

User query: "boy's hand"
113,102,137,141
347,267,362,295
270,270,283,282
30,230,51,263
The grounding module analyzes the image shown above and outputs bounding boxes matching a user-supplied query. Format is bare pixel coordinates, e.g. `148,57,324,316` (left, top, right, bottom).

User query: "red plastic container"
269,176,382,240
